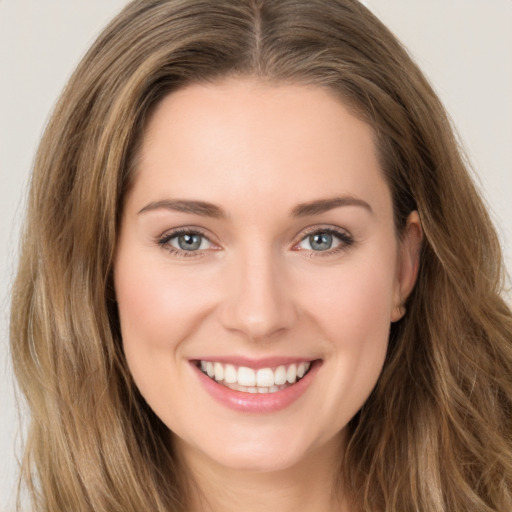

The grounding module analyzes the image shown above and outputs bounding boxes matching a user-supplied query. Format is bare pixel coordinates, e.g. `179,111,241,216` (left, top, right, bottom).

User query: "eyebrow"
291,196,373,217
138,199,226,218
137,195,372,218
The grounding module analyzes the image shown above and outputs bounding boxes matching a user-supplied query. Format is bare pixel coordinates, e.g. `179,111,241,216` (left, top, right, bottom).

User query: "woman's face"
114,78,420,474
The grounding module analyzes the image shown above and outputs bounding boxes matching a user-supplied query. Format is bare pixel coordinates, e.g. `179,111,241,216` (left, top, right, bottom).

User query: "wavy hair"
10,0,512,510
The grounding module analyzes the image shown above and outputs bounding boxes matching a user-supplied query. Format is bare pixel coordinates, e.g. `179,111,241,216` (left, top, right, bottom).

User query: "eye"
295,228,353,253
300,232,338,251
158,229,215,255
171,232,210,251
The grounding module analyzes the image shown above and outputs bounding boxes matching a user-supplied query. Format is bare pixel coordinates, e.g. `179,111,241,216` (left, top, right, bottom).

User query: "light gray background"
1,1,511,509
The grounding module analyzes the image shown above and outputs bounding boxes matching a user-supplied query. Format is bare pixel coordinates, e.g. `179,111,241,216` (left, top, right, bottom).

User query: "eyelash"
294,226,354,257
157,226,354,258
157,228,215,258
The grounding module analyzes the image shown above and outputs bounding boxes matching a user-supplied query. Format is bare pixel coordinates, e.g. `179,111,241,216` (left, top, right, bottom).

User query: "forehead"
128,78,392,218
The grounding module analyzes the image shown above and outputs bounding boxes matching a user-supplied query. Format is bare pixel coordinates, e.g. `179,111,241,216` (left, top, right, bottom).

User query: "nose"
218,247,299,341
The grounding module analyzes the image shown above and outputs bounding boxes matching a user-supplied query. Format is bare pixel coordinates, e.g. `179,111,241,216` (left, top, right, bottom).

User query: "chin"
213,445,303,473
176,423,341,475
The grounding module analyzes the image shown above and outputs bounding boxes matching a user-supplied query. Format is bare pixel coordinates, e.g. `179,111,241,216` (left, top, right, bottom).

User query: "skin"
114,78,422,512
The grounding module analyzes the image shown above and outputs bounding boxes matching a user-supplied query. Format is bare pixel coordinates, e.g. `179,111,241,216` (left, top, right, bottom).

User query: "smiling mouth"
196,360,315,394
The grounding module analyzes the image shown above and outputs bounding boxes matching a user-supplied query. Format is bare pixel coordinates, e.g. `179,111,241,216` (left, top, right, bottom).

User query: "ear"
391,211,422,322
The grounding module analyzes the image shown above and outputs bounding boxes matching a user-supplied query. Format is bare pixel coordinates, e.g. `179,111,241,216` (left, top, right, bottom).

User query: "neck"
177,433,349,512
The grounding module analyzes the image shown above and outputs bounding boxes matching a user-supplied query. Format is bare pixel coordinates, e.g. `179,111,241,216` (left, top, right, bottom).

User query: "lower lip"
192,360,321,413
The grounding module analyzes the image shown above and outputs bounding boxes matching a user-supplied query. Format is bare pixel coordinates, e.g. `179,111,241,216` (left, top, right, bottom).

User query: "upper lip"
191,356,319,370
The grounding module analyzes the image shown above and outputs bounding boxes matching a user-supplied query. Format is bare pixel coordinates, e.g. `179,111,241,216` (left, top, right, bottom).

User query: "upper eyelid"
298,224,350,235
294,224,352,242
159,226,214,242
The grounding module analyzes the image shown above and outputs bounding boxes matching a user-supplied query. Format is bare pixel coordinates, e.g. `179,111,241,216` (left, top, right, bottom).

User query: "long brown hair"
10,1,512,510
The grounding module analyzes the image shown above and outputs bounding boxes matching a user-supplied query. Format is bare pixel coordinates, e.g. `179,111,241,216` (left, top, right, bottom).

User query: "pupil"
310,233,332,251
178,234,201,250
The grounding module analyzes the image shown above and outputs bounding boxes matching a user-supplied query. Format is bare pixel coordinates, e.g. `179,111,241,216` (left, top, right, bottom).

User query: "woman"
10,1,512,511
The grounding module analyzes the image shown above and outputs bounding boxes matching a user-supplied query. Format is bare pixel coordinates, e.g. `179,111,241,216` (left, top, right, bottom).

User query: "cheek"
113,253,217,415
304,255,397,339
298,251,397,407
115,255,215,354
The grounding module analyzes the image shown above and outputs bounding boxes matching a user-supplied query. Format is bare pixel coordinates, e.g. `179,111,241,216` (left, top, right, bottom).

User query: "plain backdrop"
1,1,511,509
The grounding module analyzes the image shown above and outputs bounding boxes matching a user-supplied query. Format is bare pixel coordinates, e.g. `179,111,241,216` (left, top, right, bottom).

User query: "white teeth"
223,382,290,393
274,365,287,386
199,360,312,392
286,364,297,383
256,368,274,387
237,366,256,387
214,362,224,381
224,364,237,384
